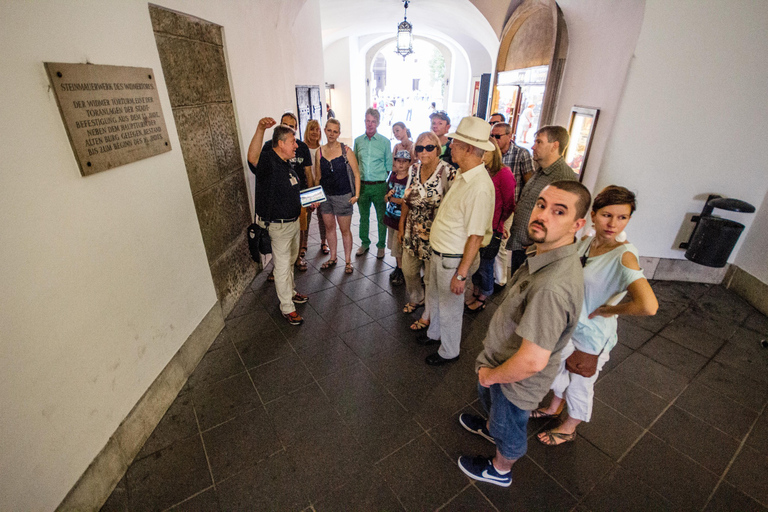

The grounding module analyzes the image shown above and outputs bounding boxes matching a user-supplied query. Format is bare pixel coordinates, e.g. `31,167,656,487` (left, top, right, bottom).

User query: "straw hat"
447,117,495,152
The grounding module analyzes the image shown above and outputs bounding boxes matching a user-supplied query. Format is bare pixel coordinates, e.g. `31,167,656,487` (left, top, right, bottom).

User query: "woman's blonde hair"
484,138,503,175
325,118,341,130
304,119,321,144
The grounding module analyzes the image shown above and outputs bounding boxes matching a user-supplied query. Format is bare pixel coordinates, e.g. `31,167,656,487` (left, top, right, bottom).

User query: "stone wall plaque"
44,62,172,176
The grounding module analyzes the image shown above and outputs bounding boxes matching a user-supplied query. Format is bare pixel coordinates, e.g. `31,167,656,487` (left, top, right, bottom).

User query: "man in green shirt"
353,108,393,258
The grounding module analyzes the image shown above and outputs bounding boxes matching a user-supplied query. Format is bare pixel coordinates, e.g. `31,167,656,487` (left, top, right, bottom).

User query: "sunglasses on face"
415,145,438,153
490,134,506,140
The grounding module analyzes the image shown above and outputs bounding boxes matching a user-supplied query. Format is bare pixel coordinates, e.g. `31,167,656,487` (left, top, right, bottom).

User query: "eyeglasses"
490,134,506,140
414,144,438,153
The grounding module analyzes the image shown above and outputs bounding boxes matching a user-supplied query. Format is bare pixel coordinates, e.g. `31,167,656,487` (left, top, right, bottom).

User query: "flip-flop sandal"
321,259,337,269
410,319,429,331
402,301,425,314
464,299,486,313
530,409,559,420
537,429,576,446
295,258,308,271
321,243,330,255
299,247,307,258
345,263,354,274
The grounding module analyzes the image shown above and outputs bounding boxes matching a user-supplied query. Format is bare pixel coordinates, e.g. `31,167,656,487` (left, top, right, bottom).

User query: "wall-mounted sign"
44,62,172,176
566,106,600,182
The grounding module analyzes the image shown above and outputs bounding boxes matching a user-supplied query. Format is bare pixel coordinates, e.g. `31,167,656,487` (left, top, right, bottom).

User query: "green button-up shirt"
353,132,392,181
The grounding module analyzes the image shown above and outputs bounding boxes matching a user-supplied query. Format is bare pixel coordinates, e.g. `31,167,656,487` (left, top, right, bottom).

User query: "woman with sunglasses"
532,186,658,446
398,132,457,331
465,138,516,312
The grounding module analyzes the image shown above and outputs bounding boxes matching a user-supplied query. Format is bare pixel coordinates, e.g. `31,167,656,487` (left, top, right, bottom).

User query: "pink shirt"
491,166,516,232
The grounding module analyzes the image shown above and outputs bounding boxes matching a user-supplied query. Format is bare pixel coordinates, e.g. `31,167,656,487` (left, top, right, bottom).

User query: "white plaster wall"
735,189,768,284
553,0,646,192
323,37,356,144
593,0,768,261
0,0,325,509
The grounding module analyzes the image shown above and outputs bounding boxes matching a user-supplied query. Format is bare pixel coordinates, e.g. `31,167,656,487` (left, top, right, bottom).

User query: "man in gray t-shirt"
456,180,591,488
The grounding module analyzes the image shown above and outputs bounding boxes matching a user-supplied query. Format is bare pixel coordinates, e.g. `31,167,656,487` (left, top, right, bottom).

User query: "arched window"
492,0,568,147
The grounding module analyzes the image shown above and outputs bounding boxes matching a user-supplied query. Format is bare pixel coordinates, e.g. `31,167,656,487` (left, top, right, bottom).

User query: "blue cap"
394,149,411,160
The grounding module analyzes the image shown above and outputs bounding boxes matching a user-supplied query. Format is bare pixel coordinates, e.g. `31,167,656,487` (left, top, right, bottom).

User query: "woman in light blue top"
532,186,659,446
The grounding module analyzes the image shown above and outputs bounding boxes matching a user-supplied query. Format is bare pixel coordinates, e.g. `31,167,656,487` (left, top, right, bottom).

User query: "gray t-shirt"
476,243,584,410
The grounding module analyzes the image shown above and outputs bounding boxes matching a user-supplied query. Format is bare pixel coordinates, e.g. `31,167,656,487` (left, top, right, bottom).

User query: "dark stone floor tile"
639,335,709,379
526,431,615,499
408,382,470,431
234,330,294,369
378,310,422,340
356,291,400,320
100,477,128,512
192,372,260,431
651,280,711,305
657,320,727,358
319,263,366,285
617,318,655,349
202,407,282,483
249,353,315,403
650,406,740,473
368,269,408,300
185,344,245,393
166,487,220,511
695,361,768,412
313,466,405,512
621,433,719,511
673,306,740,342
338,275,385,302
624,299,685,333
675,382,758,440
292,269,335,295
578,398,644,461
279,313,336,352
716,328,768,384
479,455,577,512
441,485,496,512
265,383,341,447
594,371,669,428
698,286,756,323
599,341,634,378
126,435,212,512
726,445,768,507
226,290,259,320
216,451,308,512
295,335,360,379
377,434,468,511
225,307,279,344
581,466,674,512
137,394,197,459
339,321,401,360
744,311,768,335
748,410,768,455
285,417,366,502
614,352,689,400
305,285,351,316
321,300,375,334
207,328,233,352
705,482,768,512
351,254,395,277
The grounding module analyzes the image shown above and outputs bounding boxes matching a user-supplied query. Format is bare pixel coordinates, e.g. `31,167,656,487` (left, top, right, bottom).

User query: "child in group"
384,150,411,285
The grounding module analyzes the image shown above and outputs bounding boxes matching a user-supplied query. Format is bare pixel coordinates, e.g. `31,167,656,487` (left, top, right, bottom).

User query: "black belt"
361,180,385,185
432,249,463,258
269,217,298,224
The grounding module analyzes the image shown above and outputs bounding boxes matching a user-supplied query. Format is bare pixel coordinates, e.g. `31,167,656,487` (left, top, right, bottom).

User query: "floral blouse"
402,160,457,260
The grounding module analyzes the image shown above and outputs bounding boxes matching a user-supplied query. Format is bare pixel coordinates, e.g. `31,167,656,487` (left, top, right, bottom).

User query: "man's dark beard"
528,221,546,243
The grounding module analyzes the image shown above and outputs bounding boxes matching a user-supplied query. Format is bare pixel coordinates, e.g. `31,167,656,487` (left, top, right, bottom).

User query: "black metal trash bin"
681,196,755,268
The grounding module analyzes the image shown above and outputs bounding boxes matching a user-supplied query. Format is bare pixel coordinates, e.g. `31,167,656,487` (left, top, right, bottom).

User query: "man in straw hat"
418,117,495,366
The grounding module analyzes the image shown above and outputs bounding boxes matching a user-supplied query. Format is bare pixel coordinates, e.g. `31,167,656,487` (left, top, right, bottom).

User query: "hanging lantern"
395,1,413,59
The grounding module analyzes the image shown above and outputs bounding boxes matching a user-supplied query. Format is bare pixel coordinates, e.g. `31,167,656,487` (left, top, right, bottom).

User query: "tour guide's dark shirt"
249,149,301,222
262,139,313,188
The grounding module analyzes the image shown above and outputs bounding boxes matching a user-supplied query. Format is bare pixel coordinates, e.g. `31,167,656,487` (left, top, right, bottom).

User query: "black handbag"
479,230,503,260
247,222,271,260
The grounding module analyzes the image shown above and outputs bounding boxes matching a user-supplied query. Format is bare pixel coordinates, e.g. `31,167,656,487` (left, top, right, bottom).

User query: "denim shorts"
319,193,353,217
477,382,530,460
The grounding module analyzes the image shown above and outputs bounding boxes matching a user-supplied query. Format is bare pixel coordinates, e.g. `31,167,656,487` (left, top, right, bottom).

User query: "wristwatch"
455,273,467,281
